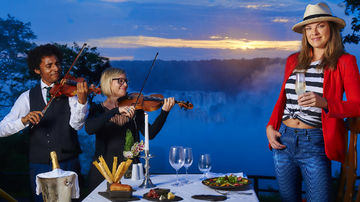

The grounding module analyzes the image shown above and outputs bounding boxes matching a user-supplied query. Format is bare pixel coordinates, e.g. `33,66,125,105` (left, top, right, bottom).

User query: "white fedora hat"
292,2,345,34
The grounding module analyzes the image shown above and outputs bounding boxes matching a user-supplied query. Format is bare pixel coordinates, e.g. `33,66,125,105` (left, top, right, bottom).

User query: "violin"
117,93,194,111
49,75,101,97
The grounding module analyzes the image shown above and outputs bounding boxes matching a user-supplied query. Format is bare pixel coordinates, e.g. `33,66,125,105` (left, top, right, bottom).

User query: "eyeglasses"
112,78,130,85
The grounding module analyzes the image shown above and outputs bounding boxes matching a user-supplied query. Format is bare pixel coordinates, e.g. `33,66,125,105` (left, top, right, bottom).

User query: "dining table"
82,174,259,202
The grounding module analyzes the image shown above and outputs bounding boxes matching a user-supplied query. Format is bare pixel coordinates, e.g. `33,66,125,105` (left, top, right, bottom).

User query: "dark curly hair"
27,44,63,73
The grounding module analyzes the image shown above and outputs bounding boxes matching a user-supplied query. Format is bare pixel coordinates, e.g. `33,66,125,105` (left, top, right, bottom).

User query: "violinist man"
0,44,89,202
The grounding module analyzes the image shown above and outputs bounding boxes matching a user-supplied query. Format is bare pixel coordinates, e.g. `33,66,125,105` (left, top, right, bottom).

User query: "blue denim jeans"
273,123,332,202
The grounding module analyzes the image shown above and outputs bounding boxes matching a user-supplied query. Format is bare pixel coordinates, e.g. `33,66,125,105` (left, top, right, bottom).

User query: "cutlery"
213,189,253,195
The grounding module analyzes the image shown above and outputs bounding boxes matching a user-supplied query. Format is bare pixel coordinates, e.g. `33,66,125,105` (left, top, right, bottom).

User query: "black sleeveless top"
29,85,82,164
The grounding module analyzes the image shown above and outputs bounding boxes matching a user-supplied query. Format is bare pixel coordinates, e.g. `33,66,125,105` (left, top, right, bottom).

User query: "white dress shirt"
0,79,88,137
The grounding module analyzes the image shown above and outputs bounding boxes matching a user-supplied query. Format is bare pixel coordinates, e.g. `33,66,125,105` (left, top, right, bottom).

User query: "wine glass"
183,148,193,184
198,154,211,180
169,146,185,186
295,72,306,115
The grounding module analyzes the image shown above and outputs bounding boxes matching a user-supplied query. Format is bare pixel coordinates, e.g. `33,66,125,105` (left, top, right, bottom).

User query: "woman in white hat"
266,2,360,201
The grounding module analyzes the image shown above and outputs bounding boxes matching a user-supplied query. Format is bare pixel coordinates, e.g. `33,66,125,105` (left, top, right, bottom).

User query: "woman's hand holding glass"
198,154,211,180
169,146,185,186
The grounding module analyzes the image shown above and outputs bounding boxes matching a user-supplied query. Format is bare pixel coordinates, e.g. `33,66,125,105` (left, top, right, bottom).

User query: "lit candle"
145,112,149,152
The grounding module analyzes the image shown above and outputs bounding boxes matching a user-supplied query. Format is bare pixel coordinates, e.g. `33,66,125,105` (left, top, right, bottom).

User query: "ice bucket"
38,174,76,202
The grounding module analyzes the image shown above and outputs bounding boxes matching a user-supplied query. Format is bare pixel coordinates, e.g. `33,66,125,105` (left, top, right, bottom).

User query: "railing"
247,175,360,199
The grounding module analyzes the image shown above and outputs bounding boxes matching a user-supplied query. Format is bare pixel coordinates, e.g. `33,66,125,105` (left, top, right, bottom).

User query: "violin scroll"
177,101,193,110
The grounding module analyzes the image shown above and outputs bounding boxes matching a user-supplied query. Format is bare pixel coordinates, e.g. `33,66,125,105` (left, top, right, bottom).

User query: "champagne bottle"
50,151,60,170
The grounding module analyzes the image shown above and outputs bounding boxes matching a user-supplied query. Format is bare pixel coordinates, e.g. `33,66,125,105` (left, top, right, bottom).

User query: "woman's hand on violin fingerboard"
162,97,175,112
21,111,43,125
119,106,135,119
77,81,89,104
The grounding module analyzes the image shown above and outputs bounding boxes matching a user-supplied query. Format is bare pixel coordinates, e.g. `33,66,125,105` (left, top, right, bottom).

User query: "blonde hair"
295,21,346,71
100,67,126,97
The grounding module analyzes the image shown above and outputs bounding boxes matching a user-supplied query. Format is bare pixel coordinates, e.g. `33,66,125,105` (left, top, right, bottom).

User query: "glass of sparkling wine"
295,72,306,115
183,147,193,184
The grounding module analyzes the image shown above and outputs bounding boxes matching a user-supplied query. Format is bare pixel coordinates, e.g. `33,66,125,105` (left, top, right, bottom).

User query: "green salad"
203,174,249,187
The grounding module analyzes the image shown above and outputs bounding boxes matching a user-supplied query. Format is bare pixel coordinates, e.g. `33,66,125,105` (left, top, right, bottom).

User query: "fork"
213,189,253,196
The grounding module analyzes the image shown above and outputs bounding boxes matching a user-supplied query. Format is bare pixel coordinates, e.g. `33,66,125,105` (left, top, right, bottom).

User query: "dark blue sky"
1,0,359,62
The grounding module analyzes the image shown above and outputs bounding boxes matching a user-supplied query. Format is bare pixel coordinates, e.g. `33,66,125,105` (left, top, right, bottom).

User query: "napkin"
205,172,247,179
36,169,80,198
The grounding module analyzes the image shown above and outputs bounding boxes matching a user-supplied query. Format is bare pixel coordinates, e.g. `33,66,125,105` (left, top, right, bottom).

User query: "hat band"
303,13,332,21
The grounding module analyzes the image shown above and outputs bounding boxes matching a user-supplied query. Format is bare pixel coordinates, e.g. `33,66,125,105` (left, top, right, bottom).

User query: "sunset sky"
1,0,359,61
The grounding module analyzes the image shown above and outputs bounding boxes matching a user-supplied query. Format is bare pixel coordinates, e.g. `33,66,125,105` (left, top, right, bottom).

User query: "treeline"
111,57,286,96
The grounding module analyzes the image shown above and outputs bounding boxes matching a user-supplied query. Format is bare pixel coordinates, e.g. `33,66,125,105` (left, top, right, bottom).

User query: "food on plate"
93,156,133,184
146,188,175,199
110,183,132,192
146,189,159,198
167,192,175,200
203,174,250,187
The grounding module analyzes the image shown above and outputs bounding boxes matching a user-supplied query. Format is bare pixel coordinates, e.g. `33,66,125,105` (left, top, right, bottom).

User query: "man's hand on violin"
162,97,175,112
77,81,89,104
119,106,135,119
21,111,43,125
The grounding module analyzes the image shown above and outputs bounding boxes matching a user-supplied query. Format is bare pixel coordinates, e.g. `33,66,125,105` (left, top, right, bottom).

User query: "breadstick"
98,162,114,184
93,161,106,179
114,162,126,183
112,156,118,177
99,156,114,181
124,159,133,172
118,159,133,181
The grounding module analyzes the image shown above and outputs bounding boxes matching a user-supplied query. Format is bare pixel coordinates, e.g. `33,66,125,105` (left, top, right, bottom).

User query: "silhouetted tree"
341,0,360,44
55,42,110,106
0,14,37,109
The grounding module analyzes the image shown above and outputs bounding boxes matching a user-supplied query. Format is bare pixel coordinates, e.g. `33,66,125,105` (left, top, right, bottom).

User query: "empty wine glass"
295,72,306,115
183,147,193,184
169,146,185,186
198,154,211,180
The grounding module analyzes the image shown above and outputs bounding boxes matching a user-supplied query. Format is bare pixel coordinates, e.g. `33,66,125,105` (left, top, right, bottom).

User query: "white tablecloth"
83,174,259,202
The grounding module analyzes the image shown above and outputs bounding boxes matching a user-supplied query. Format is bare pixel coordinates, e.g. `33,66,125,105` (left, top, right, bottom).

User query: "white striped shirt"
282,60,324,128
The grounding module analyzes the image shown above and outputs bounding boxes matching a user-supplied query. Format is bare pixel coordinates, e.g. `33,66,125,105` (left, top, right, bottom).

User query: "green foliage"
54,42,111,106
124,129,134,152
341,0,360,44
0,15,37,109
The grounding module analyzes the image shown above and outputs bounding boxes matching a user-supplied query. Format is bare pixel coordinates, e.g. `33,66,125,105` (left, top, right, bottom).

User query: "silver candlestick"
139,150,156,188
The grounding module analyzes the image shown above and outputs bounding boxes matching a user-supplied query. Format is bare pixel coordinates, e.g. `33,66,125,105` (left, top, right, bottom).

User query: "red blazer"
267,53,360,163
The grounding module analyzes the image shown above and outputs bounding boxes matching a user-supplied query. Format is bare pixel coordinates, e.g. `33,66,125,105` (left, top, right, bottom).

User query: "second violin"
117,93,194,112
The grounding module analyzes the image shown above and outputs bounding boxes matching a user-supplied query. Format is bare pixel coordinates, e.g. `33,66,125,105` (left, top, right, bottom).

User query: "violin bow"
133,52,158,107
31,43,87,128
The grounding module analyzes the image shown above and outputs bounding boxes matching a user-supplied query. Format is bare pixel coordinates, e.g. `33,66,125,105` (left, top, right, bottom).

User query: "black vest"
29,85,82,164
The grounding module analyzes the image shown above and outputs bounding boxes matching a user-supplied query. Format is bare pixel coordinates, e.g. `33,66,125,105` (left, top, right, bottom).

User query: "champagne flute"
169,146,185,186
295,72,306,115
183,148,193,184
198,154,211,180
